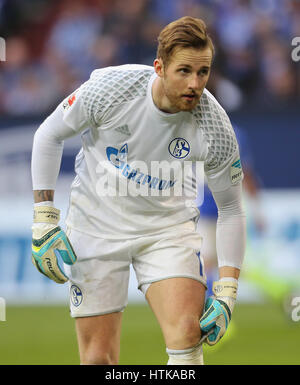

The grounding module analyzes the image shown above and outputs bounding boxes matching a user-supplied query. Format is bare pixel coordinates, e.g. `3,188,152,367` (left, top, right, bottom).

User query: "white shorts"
65,222,206,318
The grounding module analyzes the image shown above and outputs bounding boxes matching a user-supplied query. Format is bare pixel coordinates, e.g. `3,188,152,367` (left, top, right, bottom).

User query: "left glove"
31,205,77,284
199,279,238,345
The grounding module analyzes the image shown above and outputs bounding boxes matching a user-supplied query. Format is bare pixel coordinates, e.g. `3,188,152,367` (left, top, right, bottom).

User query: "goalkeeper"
31,16,246,365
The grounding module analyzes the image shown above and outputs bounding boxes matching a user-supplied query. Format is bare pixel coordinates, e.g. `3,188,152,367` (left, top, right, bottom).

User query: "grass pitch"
0,302,299,365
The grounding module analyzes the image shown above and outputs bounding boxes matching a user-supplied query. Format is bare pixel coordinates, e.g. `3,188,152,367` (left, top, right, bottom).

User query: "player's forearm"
213,183,246,277
219,266,240,280
31,127,63,192
33,190,54,203
31,102,82,195
216,215,246,270
216,210,246,275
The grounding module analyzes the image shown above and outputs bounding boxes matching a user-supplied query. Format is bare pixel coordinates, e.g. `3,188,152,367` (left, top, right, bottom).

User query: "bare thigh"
146,277,206,350
75,312,123,365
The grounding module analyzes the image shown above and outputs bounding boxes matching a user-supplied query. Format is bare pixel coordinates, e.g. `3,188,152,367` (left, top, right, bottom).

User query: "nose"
188,74,201,91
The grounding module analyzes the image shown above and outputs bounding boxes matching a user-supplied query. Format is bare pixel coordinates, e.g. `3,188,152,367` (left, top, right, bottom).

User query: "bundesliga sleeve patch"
230,158,243,183
63,93,76,111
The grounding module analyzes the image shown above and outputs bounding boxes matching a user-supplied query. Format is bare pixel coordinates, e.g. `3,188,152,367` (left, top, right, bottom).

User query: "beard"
163,83,201,112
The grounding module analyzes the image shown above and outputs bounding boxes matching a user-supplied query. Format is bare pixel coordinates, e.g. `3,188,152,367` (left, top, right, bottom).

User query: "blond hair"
157,16,214,66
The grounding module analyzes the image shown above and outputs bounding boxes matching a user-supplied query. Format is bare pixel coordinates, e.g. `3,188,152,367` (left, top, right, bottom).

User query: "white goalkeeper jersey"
34,64,243,239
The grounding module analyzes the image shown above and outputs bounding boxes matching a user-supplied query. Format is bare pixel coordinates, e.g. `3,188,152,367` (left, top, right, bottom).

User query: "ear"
153,58,164,78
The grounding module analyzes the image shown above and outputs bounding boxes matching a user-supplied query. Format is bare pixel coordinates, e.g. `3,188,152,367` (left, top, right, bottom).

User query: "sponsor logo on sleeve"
63,93,76,110
230,158,243,183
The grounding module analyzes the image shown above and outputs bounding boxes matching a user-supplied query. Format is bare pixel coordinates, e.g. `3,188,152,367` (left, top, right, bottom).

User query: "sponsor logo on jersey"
105,143,176,192
106,143,128,168
70,285,83,307
230,158,243,183
168,138,190,159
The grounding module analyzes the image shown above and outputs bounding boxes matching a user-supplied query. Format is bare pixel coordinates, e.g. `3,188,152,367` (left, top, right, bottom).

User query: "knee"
80,345,119,365
166,316,201,349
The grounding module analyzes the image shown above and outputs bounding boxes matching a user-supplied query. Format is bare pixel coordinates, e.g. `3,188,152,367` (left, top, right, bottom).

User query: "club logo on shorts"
168,138,190,159
70,285,83,307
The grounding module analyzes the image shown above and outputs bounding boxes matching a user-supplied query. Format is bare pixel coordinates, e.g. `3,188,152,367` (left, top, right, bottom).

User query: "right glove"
200,279,238,345
31,205,77,284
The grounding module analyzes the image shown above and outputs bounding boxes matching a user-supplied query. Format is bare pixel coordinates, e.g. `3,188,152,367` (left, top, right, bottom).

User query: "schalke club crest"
168,138,190,159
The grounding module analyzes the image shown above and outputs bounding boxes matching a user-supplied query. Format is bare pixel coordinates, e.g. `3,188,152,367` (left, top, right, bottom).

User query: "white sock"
166,342,204,365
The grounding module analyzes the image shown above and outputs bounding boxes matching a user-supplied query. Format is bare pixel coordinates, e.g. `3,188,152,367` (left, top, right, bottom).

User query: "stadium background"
0,0,299,365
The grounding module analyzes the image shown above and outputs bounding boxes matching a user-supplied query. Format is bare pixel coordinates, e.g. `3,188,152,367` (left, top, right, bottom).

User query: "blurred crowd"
0,0,299,117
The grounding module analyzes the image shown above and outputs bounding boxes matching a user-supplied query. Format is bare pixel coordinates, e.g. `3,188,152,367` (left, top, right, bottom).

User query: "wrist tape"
33,206,60,225
212,280,238,299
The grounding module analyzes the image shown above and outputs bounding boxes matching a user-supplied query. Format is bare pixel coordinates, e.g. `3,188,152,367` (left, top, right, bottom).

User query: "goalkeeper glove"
31,205,77,284
199,279,238,345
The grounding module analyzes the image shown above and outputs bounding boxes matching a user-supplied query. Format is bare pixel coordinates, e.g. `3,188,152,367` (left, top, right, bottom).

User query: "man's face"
155,46,213,113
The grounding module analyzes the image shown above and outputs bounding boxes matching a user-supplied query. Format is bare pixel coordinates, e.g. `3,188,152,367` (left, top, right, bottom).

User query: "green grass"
0,302,299,365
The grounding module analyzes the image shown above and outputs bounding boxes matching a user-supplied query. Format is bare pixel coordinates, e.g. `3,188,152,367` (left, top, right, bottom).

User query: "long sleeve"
212,183,246,269
31,89,89,190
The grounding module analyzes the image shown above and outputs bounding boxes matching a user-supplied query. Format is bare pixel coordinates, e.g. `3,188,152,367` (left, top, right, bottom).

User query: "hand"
200,280,237,345
31,206,77,284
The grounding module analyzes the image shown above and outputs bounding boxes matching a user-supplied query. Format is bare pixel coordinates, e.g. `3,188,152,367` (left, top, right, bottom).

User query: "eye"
179,68,190,74
199,68,209,76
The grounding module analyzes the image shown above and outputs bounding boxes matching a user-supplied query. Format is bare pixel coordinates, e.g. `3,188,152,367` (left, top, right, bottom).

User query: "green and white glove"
200,279,238,345
31,204,77,284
